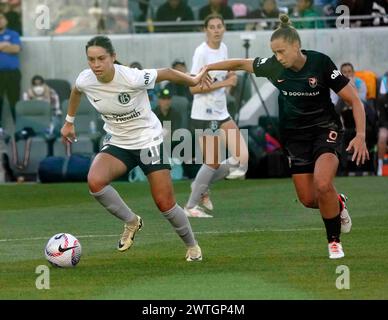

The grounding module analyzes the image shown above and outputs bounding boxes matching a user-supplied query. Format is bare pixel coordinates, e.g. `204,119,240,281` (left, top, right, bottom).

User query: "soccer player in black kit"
198,14,369,259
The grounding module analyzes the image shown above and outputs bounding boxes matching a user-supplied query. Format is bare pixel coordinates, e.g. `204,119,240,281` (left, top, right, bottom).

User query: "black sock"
322,214,341,243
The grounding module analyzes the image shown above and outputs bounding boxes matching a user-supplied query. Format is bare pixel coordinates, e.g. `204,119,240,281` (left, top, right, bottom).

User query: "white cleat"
225,168,246,180
184,205,213,218
339,194,352,234
328,241,345,259
117,215,143,252
200,192,213,211
186,244,202,262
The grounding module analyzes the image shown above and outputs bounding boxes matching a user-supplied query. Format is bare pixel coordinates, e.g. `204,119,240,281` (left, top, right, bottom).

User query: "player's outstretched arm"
60,87,82,144
156,67,212,87
206,59,255,73
190,71,237,95
198,59,254,89
337,82,370,165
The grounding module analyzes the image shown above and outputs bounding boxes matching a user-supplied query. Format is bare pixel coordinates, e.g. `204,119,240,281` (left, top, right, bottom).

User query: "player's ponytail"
271,14,301,45
86,35,116,56
279,14,292,28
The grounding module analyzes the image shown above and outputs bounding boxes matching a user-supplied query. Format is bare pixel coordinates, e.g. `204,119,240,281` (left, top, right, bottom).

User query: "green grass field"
0,177,387,300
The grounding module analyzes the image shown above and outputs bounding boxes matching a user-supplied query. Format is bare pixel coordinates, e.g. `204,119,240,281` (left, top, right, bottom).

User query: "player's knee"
154,194,175,212
298,196,317,208
88,173,108,193
315,181,334,198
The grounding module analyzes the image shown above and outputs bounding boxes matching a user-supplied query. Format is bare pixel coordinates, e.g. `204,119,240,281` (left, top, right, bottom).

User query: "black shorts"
191,116,232,132
281,127,343,175
378,102,388,128
100,143,171,176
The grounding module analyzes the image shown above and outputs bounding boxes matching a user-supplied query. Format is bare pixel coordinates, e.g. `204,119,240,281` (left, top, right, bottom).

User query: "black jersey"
252,50,349,131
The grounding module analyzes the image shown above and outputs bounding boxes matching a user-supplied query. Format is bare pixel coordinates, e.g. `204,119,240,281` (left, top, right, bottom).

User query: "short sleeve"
323,56,349,93
75,73,84,93
191,48,205,75
125,68,158,90
252,56,281,80
10,30,21,46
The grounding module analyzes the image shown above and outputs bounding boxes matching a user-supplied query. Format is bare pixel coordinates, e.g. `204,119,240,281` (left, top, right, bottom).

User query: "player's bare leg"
88,153,142,251
220,119,249,179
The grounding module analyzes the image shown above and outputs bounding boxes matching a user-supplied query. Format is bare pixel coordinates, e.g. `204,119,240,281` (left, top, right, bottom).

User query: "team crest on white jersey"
308,77,318,88
118,92,131,105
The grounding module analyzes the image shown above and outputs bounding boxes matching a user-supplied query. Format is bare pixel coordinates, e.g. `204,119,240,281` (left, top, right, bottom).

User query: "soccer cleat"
186,244,202,262
200,192,213,211
338,193,352,234
117,215,143,252
184,205,213,218
328,241,345,259
225,167,246,180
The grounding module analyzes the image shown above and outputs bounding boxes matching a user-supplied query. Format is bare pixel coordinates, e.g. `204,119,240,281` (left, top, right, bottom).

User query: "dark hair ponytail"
86,35,123,64
271,14,301,45
86,35,115,55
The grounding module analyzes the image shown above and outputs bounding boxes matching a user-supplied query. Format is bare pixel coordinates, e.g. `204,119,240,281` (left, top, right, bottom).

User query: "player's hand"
346,133,369,166
61,122,77,144
197,66,212,89
226,72,238,87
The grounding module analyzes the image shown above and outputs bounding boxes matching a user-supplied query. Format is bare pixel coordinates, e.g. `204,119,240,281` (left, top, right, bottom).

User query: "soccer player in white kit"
184,14,249,218
61,36,210,261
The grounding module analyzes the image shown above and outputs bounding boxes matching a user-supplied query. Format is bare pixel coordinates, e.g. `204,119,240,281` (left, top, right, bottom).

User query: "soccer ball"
45,233,82,268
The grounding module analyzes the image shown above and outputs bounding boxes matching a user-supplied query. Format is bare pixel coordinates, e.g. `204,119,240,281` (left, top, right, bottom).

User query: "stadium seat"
45,78,71,104
54,96,101,156
8,100,52,180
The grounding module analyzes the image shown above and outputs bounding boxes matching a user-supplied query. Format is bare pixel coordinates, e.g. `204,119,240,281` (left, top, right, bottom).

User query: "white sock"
377,159,383,176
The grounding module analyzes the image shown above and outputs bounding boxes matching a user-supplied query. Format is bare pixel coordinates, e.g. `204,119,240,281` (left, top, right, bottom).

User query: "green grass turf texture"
0,177,387,300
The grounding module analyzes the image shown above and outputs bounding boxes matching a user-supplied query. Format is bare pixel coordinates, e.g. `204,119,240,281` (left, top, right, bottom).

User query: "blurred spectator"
134,0,155,33
23,75,62,137
245,0,280,31
292,0,325,29
0,0,22,35
164,59,193,102
155,0,195,32
0,11,21,127
130,61,161,109
153,88,182,141
377,72,388,176
199,0,234,23
340,63,367,102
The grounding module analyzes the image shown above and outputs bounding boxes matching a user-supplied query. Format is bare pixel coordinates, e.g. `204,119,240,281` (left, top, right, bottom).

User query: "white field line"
0,227,324,243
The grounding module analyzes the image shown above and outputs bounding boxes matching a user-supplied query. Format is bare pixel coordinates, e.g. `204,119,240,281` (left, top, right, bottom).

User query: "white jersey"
190,42,229,120
75,64,162,150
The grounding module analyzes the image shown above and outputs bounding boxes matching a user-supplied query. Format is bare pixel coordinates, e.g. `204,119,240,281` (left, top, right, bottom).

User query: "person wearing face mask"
23,75,62,136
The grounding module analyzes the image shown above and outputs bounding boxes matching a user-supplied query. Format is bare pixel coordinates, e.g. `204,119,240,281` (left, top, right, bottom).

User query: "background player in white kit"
61,36,211,261
184,14,249,218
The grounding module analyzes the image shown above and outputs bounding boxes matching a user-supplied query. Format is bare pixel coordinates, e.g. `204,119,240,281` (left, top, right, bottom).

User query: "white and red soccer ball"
45,233,82,267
